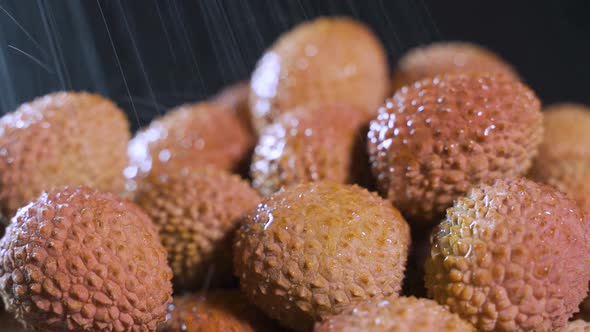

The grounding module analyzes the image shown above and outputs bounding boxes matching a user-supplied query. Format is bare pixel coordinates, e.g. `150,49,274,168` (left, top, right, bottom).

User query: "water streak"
7,45,53,74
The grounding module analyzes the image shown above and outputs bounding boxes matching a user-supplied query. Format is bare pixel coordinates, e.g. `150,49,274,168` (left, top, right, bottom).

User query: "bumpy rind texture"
157,290,279,332
528,104,590,320
249,16,389,133
425,178,590,332
367,73,543,223
529,104,590,214
126,102,253,193
560,320,590,332
315,296,474,332
391,41,517,92
135,167,260,290
251,103,367,196
234,182,410,332
0,187,173,332
0,92,130,222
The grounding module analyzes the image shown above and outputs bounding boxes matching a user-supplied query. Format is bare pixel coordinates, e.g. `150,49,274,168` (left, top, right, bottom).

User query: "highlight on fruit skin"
314,296,474,332
391,41,518,92
249,16,389,134
425,177,590,332
157,290,279,332
125,102,254,194
529,103,590,214
250,103,367,196
135,166,261,290
0,91,130,222
560,320,590,332
0,186,173,332
233,181,410,332
367,72,543,223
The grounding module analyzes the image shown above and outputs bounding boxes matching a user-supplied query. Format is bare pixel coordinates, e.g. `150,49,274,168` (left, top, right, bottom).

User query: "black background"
0,0,588,131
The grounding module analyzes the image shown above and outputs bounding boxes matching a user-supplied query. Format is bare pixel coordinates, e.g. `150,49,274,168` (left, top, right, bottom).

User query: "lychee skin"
560,320,590,332
234,182,410,332
0,92,130,222
314,296,474,332
157,290,279,332
126,102,253,193
250,103,366,196
211,81,255,137
425,178,590,332
367,73,543,223
529,103,590,214
135,167,260,290
249,16,389,134
0,187,173,332
528,104,590,320
391,41,517,92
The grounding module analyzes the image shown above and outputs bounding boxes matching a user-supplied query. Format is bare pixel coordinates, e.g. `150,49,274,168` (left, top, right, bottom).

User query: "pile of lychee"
0,16,589,332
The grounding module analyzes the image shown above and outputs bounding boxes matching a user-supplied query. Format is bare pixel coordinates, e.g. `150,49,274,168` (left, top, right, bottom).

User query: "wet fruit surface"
560,320,590,332
157,290,279,332
126,102,253,194
251,103,367,196
391,41,518,92
135,167,260,290
315,296,474,332
529,104,590,322
1,13,588,332
0,92,130,221
425,177,590,331
249,17,389,133
368,73,543,223
234,181,410,332
0,187,173,331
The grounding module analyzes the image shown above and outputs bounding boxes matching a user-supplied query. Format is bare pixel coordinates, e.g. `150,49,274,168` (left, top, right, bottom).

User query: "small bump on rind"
425,178,590,332
157,290,280,332
234,182,410,332
251,104,367,196
0,187,173,331
126,102,254,195
0,92,130,222
249,16,389,134
314,296,474,332
368,73,543,223
528,104,590,320
135,167,260,290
